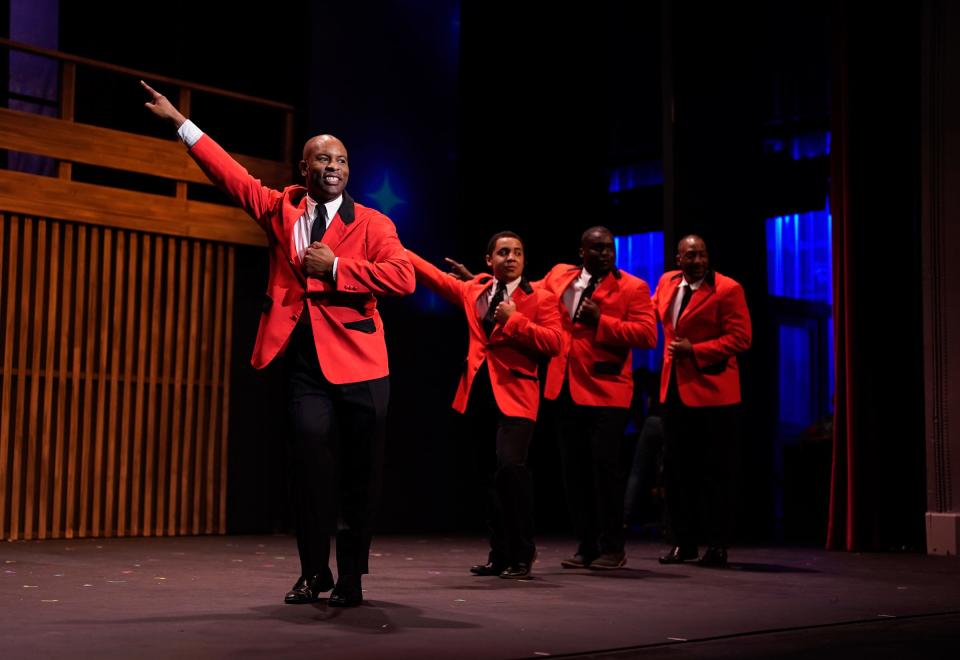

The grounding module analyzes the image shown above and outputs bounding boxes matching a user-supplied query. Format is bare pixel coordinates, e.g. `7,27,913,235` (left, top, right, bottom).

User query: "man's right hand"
444,257,475,281
140,80,187,129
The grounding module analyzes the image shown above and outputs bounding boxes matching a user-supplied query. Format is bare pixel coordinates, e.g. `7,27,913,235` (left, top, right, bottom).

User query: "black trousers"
556,384,630,558
661,371,740,549
465,364,536,566
284,316,389,579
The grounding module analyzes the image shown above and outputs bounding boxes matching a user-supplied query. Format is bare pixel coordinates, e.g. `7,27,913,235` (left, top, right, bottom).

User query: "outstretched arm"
141,80,280,225
141,80,187,129
407,249,469,305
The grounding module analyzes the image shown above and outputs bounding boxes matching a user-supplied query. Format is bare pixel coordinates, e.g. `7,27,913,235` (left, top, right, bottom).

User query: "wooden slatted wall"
0,213,235,539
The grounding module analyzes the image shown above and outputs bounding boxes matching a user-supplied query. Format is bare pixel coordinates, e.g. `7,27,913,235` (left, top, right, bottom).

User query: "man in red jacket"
536,227,658,570
142,82,415,606
653,235,751,568
407,232,562,579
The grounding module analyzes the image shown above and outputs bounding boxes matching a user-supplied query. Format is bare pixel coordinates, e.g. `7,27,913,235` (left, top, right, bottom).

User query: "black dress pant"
284,316,389,579
465,364,536,566
556,384,630,558
661,371,739,549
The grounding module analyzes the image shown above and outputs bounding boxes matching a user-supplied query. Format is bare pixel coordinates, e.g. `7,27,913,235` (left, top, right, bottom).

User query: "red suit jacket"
535,265,657,408
188,135,415,383
652,270,751,407
408,251,563,421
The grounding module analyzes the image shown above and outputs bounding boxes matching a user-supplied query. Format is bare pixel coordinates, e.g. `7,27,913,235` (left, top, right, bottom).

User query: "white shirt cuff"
177,120,204,148
332,257,339,280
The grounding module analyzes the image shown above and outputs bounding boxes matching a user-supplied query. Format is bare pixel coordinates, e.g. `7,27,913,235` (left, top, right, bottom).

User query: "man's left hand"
304,242,336,277
575,297,601,326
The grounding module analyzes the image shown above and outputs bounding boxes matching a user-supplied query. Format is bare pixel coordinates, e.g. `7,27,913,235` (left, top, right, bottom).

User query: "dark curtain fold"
826,1,926,552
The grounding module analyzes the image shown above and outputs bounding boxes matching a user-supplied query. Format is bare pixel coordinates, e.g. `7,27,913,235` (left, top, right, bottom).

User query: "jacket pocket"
509,368,539,382
594,361,621,375
699,360,728,375
343,318,377,334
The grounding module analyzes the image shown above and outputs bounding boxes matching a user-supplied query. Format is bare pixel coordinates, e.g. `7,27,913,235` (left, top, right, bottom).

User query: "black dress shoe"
499,562,532,579
328,576,363,607
658,546,698,564
589,553,627,570
470,561,506,576
697,546,728,568
560,553,592,569
284,572,335,604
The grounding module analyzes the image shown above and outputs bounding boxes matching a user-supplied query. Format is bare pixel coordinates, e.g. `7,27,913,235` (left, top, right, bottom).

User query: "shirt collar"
491,275,523,297
681,276,705,291
306,194,343,222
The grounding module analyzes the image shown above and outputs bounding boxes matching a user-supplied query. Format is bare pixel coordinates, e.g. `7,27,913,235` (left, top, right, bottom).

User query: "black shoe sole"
285,594,320,604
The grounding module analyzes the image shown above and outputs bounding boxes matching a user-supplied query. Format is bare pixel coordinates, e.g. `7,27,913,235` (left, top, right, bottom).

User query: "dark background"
23,0,924,549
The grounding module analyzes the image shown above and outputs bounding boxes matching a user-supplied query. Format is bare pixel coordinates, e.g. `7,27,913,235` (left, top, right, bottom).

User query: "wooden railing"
0,39,294,540
0,36,296,247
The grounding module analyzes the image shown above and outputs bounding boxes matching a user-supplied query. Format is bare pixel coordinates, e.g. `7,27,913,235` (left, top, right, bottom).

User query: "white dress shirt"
671,276,704,328
562,267,594,320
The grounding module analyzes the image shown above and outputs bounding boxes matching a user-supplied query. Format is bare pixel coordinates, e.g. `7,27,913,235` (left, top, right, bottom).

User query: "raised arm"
140,80,280,226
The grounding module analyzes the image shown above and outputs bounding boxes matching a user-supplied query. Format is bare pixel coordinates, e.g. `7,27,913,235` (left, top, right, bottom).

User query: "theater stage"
2,534,959,659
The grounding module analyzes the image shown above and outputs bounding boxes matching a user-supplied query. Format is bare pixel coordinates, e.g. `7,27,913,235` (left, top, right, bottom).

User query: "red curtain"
826,10,854,549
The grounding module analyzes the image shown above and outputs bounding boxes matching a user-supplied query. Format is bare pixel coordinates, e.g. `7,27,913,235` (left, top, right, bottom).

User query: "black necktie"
310,202,328,244
483,281,507,337
573,277,598,323
675,285,693,327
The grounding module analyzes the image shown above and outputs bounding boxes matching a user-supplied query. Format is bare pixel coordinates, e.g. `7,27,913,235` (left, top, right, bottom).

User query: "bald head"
299,134,349,202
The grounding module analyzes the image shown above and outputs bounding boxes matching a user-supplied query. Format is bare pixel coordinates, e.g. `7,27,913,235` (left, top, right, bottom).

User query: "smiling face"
676,235,709,283
299,134,349,202
485,236,525,282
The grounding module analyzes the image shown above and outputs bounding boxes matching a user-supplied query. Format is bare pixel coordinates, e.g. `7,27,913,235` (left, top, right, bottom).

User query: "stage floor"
2,534,959,659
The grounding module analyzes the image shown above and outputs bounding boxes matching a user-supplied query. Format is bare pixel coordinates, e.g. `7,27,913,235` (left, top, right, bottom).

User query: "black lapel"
340,192,356,224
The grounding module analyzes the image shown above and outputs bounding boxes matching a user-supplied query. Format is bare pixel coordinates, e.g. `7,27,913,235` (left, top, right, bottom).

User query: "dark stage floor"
2,534,959,659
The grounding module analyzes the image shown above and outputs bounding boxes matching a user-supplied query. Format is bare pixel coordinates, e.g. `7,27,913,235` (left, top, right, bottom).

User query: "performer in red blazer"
142,82,415,607
407,232,562,578
653,235,751,568
535,227,657,570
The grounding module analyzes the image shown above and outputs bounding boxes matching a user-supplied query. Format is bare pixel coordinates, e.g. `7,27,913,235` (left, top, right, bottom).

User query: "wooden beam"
0,107,292,189
0,169,267,246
